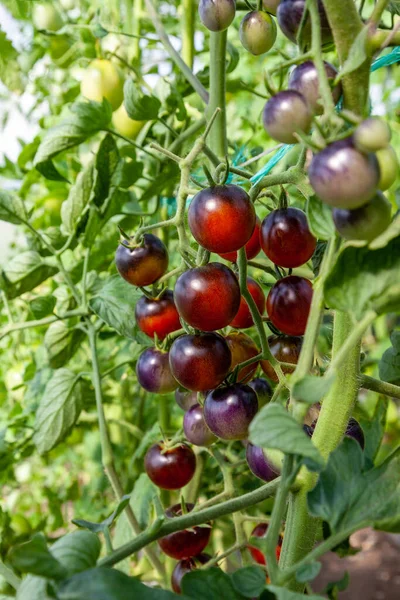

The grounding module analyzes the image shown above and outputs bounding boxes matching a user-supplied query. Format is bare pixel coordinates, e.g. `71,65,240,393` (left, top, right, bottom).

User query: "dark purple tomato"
260,207,316,268
263,0,280,14
136,348,177,394
174,263,241,331
248,377,272,408
277,0,332,46
135,290,181,340
332,191,391,243
308,138,380,209
267,276,313,336
169,333,232,392
345,418,365,449
263,90,312,144
184,404,217,447
204,383,258,440
230,277,265,329
188,185,256,254
288,61,342,114
246,442,280,482
239,11,277,56
377,146,399,191
175,388,199,411
115,233,168,287
219,217,261,263
158,503,212,559
261,335,303,382
226,332,259,383
171,554,211,594
144,442,196,490
198,0,235,31
354,117,391,153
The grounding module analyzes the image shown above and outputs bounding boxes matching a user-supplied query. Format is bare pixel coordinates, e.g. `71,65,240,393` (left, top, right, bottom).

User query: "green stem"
0,309,88,341
308,0,336,115
326,310,376,376
182,0,195,68
123,0,134,34
369,0,390,24
360,375,400,400
132,0,143,60
207,31,227,158
0,560,20,590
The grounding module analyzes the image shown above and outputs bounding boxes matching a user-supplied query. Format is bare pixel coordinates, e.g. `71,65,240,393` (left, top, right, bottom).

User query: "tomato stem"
182,0,196,69
207,31,228,158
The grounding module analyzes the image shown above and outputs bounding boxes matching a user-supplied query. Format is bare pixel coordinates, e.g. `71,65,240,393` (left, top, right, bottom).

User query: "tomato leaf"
0,252,58,299
335,27,369,82
379,330,400,384
10,534,67,580
44,321,85,369
61,161,95,236
182,568,244,600
73,495,131,533
50,531,101,576
292,374,336,404
124,79,161,121
231,566,266,598
306,195,335,241
295,561,321,583
0,190,27,224
29,295,56,319
266,586,325,600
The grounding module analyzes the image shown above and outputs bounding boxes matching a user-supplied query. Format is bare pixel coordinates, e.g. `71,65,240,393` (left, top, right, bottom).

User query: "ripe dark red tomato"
188,185,256,254
288,61,342,115
248,377,272,407
267,276,313,336
144,442,196,490
198,0,235,31
261,335,303,382
226,332,259,383
174,263,241,331
169,333,232,392
230,278,265,329
239,11,277,56
171,554,211,594
248,523,283,565
332,191,391,243
158,503,211,559
219,217,261,263
115,233,168,287
260,207,316,268
136,348,177,394
277,0,332,46
246,442,280,482
263,90,312,144
184,404,217,447
135,290,181,340
204,383,258,440
175,388,199,411
308,138,380,209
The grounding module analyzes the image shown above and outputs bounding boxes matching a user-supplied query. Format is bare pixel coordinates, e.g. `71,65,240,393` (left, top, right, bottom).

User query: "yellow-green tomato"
112,104,145,139
239,11,277,55
59,0,76,10
80,59,124,110
376,145,399,191
263,0,281,14
32,3,64,31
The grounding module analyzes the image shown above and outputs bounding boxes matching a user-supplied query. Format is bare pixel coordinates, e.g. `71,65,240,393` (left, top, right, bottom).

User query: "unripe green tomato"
198,0,236,32
112,104,145,139
59,0,76,10
32,3,64,31
80,59,124,110
263,0,281,14
239,11,277,56
332,191,392,243
376,145,399,191
354,117,392,153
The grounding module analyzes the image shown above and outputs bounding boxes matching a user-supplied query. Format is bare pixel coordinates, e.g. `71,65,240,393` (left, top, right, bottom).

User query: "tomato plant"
1,0,400,598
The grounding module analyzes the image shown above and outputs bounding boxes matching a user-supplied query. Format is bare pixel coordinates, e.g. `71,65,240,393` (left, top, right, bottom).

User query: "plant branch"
369,0,390,25
360,375,400,400
207,31,228,157
0,309,88,341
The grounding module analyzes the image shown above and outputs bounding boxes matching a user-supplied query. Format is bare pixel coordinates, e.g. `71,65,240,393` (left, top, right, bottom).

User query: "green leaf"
379,330,400,384
249,404,324,467
73,495,131,533
308,438,400,533
44,322,85,369
124,79,161,121
29,295,56,319
369,212,400,250
267,586,325,600
0,30,23,91
182,568,244,600
295,561,321,583
61,162,95,236
335,27,369,82
10,534,67,580
292,374,336,405
0,190,27,224
231,566,266,598
51,531,101,576
360,399,387,466
388,0,400,15
33,369,83,454
89,275,150,341
16,576,50,600
324,235,400,318
0,252,58,300
306,195,335,241
226,41,240,74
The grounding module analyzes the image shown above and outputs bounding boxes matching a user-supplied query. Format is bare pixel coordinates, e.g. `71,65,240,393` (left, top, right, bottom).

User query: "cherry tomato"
81,59,124,110
136,348,177,394
263,0,280,14
174,263,241,331
239,11,277,56
230,278,265,329
332,191,391,243
307,417,365,449
277,0,332,46
261,335,303,382
248,377,272,407
248,523,283,565
263,90,312,144
175,388,199,411
219,217,261,262
246,442,280,482
226,332,260,383
144,442,196,490
32,3,63,31
184,404,217,447
204,383,258,440
376,146,399,191
288,61,342,114
260,207,316,268
198,0,236,31
188,185,256,254
308,138,380,209
158,503,212,559
354,117,391,153
135,290,181,340
171,554,211,594
112,104,145,139
170,333,232,392
115,233,168,287
267,276,313,336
